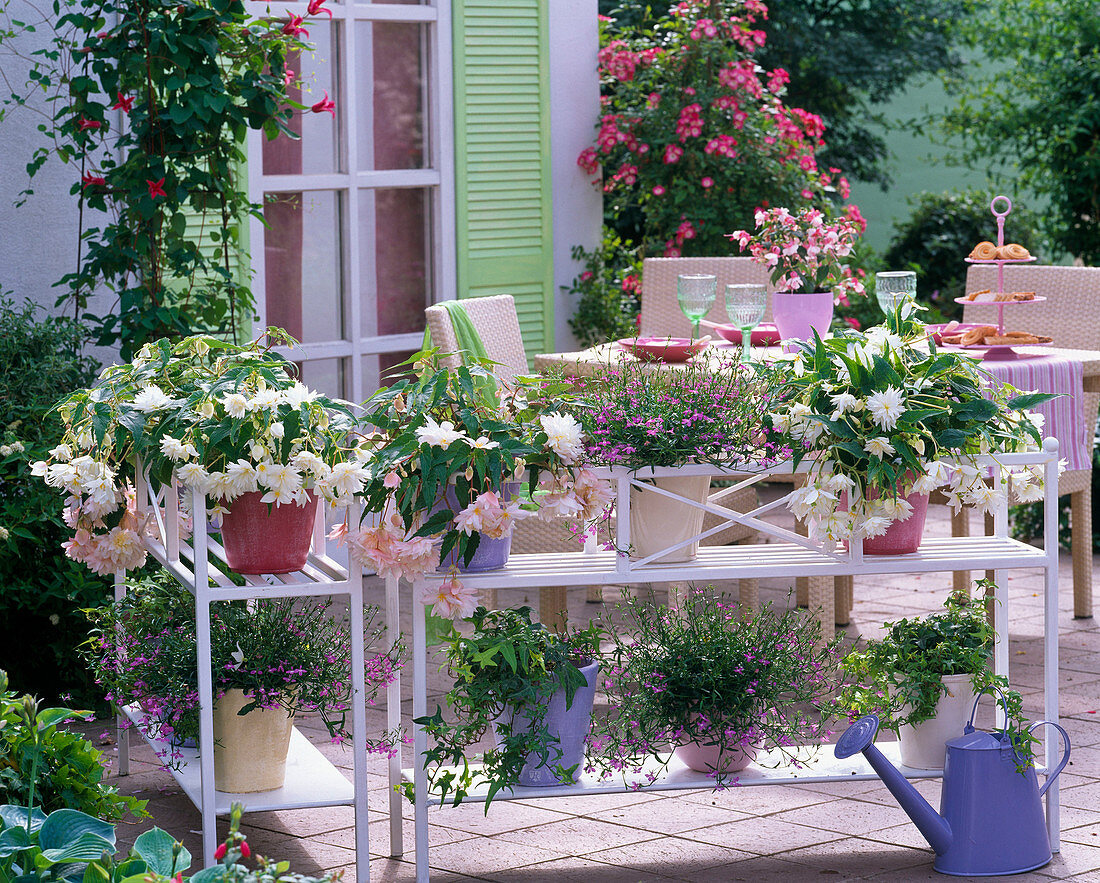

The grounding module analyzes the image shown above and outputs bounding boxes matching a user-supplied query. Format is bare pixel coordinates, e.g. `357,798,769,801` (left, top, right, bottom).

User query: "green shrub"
564,232,642,347
0,670,146,821
883,190,1048,321
0,298,109,705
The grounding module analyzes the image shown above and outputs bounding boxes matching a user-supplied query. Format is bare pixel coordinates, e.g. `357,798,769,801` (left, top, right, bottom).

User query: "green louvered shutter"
453,0,553,364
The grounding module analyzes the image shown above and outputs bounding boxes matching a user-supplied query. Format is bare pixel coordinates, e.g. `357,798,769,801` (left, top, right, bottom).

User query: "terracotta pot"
219,490,318,574
898,673,977,771
771,291,834,347
212,688,295,792
493,660,599,787
674,738,759,773
629,474,711,564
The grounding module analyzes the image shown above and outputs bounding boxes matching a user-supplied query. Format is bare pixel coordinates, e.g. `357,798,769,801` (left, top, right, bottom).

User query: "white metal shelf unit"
116,466,372,882
390,442,1062,883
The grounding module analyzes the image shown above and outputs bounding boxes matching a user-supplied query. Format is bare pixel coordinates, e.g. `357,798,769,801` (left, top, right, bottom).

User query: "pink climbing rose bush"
581,0,859,258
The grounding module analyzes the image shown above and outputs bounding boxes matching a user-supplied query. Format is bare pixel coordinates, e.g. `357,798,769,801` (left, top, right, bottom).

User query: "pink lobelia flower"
311,91,336,117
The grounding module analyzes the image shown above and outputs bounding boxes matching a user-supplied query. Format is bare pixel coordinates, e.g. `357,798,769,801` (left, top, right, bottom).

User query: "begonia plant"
771,305,1056,546
338,357,611,621
30,330,366,575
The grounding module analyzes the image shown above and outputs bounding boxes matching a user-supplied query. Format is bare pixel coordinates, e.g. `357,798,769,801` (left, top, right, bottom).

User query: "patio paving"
93,497,1100,881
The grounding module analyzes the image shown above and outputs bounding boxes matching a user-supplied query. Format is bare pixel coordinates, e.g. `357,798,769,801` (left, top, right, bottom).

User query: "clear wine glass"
725,283,768,363
875,271,917,317
677,273,717,339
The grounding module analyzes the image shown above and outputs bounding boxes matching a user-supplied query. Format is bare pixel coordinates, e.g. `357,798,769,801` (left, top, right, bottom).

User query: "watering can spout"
835,715,953,856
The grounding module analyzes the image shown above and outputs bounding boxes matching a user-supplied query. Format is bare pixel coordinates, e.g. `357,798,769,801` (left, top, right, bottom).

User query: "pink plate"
925,323,988,345
616,337,708,363
713,323,781,347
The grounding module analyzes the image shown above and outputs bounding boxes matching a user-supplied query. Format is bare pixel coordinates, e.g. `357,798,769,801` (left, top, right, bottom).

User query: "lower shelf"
122,705,354,814
403,741,943,805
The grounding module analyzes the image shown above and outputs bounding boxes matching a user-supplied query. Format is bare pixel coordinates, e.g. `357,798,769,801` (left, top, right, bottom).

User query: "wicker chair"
638,258,834,626
957,264,1100,618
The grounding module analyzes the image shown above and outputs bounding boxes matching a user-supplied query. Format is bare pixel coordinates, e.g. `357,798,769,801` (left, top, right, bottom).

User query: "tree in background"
599,0,969,190
939,0,1100,263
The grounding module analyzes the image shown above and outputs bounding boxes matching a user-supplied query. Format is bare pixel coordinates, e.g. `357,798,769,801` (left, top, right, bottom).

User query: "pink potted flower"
732,206,866,344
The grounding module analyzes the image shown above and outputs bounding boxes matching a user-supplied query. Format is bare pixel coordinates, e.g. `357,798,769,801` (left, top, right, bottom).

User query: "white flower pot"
629,474,711,564
898,673,976,771
212,688,296,792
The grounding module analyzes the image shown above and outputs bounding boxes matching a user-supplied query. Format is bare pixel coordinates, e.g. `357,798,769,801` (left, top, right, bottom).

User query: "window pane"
262,25,340,175
359,188,431,338
356,21,428,170
264,191,344,343
299,358,347,400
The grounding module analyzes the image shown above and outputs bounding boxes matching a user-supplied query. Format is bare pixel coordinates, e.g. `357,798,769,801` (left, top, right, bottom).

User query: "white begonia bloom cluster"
539,412,584,464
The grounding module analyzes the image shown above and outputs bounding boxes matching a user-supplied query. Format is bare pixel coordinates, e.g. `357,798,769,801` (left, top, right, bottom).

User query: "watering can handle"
1029,721,1071,798
964,684,1010,733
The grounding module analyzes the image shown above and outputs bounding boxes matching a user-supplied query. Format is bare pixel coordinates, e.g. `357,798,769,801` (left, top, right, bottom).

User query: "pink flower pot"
862,489,931,555
771,291,834,347
674,738,758,773
220,490,318,574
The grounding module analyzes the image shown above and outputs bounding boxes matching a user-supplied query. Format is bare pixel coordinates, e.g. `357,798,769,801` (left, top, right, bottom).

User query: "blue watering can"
835,687,1070,876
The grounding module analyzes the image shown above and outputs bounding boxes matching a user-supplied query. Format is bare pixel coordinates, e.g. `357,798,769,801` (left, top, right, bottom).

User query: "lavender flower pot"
493,660,599,787
437,482,520,573
772,291,834,348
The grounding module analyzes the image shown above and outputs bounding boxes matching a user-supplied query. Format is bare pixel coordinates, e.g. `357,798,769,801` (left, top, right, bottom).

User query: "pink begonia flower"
383,471,401,489
282,14,309,37
422,575,479,620
327,522,349,542
307,0,332,18
311,91,336,117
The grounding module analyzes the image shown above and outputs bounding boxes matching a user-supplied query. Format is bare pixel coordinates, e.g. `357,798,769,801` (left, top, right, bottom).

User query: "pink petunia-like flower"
311,91,335,117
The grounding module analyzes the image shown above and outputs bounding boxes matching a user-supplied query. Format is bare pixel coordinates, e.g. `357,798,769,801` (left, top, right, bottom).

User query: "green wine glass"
725,283,768,363
677,273,718,339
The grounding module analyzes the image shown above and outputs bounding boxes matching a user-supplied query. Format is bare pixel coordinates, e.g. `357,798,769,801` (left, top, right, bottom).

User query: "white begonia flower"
469,436,501,451
835,364,852,385
292,451,327,475
328,461,368,498
259,463,304,505
864,437,895,459
823,473,856,495
197,400,216,419
221,392,249,418
879,495,915,522
924,460,953,486
822,510,853,542
177,462,211,492
771,411,790,433
269,422,285,440
829,392,861,420
964,481,1000,514
254,459,275,487
1025,411,1046,434
75,430,94,450
790,355,806,377
226,459,259,495
282,382,319,409
866,386,905,432
861,514,893,538
132,385,177,412
0,526,8,541
249,388,282,411
30,460,49,477
539,412,584,464
206,471,235,502
248,442,267,461
160,435,198,462
415,417,468,450
49,443,73,461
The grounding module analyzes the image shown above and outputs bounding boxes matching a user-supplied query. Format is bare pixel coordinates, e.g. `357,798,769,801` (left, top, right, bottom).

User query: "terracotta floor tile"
583,836,755,873
676,815,842,855
494,816,659,856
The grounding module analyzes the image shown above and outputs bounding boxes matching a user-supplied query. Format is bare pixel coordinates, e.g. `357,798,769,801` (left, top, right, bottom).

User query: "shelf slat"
122,706,354,814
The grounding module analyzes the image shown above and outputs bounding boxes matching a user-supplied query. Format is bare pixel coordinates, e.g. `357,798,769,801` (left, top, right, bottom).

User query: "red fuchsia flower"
76,117,101,131
111,93,134,113
307,0,332,18
214,844,228,861
147,178,166,199
311,91,335,117
845,316,862,330
239,840,251,858
282,15,309,37
81,172,106,188
284,68,296,87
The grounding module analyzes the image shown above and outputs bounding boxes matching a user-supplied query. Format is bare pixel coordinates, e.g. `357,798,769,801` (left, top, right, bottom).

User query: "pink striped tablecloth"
987,355,1091,471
